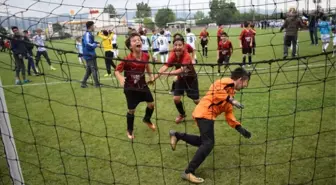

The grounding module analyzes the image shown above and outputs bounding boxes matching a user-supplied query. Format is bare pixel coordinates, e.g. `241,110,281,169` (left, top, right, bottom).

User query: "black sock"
202,47,205,56
126,113,135,134
242,56,246,65
205,47,208,56
144,107,154,122
175,101,185,116
171,81,176,92
253,48,255,55
248,55,252,65
218,64,221,73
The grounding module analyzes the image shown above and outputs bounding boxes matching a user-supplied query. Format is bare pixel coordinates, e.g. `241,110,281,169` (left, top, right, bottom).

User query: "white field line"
1,63,334,88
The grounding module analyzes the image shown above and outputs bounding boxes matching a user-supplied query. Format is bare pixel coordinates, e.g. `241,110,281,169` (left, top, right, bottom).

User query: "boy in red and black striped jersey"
250,23,256,55
217,32,233,74
152,37,200,124
199,27,210,57
115,33,156,139
239,21,253,67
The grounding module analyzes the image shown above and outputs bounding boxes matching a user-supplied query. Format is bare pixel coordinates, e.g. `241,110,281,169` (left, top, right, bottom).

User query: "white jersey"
141,35,150,51
112,34,117,44
157,35,169,52
164,30,171,42
186,32,197,49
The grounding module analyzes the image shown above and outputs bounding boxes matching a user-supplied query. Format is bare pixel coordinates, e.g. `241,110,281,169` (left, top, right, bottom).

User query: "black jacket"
11,35,28,56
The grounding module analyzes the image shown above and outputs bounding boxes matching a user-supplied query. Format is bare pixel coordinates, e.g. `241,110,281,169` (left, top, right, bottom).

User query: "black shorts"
78,53,83,57
152,48,159,52
160,51,168,55
174,77,199,100
168,41,171,44
112,44,118,49
124,86,154,109
242,47,252,54
217,55,230,65
200,39,208,46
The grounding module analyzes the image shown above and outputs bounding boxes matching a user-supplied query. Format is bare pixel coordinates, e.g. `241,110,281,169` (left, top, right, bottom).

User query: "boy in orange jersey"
169,67,252,184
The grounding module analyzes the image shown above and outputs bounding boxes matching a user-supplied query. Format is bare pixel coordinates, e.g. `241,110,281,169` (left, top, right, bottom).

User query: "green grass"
0,27,335,185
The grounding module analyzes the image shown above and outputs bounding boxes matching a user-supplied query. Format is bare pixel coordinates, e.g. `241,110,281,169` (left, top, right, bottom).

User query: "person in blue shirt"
318,16,331,52
81,21,101,88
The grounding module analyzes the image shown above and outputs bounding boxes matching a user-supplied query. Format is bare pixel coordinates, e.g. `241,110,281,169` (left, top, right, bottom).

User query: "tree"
52,23,63,32
136,2,151,18
155,8,176,28
194,11,205,21
143,18,155,30
209,0,239,25
195,17,212,26
103,4,117,18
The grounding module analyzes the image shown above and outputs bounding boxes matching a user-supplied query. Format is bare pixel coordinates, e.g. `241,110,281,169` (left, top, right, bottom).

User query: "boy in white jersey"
164,27,171,44
33,28,56,71
140,30,151,54
186,28,197,63
111,30,119,58
157,30,169,63
75,36,84,65
151,29,160,62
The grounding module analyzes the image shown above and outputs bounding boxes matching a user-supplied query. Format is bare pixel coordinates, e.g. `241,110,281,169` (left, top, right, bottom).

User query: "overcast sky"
0,0,335,18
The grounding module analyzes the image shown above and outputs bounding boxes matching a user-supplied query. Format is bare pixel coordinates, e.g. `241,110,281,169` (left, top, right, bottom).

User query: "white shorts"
321,34,330,43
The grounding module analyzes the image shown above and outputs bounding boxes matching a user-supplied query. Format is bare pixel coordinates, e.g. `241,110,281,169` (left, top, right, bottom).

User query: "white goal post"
0,79,25,185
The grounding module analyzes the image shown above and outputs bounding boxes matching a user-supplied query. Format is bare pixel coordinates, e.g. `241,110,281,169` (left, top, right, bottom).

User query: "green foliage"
194,11,205,20
0,26,7,35
135,2,151,18
209,0,239,25
155,8,176,28
143,17,155,30
196,17,212,26
103,4,117,18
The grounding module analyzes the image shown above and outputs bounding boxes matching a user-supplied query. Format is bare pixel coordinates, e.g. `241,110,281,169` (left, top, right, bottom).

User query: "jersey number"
189,37,193,43
160,40,164,45
142,39,146,45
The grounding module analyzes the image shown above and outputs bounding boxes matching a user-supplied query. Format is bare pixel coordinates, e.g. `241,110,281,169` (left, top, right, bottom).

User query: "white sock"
325,43,329,50
165,54,168,63
160,55,164,63
78,57,82,64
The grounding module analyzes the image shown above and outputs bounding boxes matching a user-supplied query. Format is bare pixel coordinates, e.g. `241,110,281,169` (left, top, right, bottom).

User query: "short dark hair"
86,21,94,29
125,32,141,50
102,30,108,36
186,28,191,33
243,21,250,28
173,37,184,44
173,33,183,40
218,24,222,27
250,23,255,28
231,67,251,80
139,30,144,35
321,16,327,21
23,30,28,34
221,32,228,37
160,30,164,35
11,26,18,31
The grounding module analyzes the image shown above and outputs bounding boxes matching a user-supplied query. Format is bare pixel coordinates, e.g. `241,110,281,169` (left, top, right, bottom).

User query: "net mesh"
0,0,335,185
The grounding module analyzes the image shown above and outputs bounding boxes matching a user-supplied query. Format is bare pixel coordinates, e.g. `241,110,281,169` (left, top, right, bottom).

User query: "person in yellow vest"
97,30,115,77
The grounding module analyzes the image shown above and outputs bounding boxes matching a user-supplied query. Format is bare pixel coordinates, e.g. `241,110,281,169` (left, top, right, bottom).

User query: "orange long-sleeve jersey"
192,78,241,128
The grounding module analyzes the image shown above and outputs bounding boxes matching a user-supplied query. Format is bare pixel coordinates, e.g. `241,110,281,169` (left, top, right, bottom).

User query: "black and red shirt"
116,52,149,89
218,40,233,56
239,29,253,48
165,51,196,82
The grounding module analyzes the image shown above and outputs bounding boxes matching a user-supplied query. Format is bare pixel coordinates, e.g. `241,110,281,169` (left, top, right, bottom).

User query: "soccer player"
10,27,31,85
185,28,197,64
81,21,101,88
280,12,304,59
139,30,151,54
114,32,156,139
97,30,115,77
111,31,119,58
33,28,56,71
169,67,252,184
75,36,84,65
318,16,331,52
164,27,172,44
152,37,199,123
199,27,209,57
217,32,233,74
250,23,257,55
157,30,169,63
23,30,39,76
332,27,336,57
151,29,160,62
239,21,253,67
217,24,224,44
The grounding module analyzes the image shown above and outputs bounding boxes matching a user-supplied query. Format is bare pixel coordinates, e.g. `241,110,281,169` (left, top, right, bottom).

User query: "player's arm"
152,65,169,81
84,33,97,49
145,64,154,81
224,106,251,138
114,61,125,87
